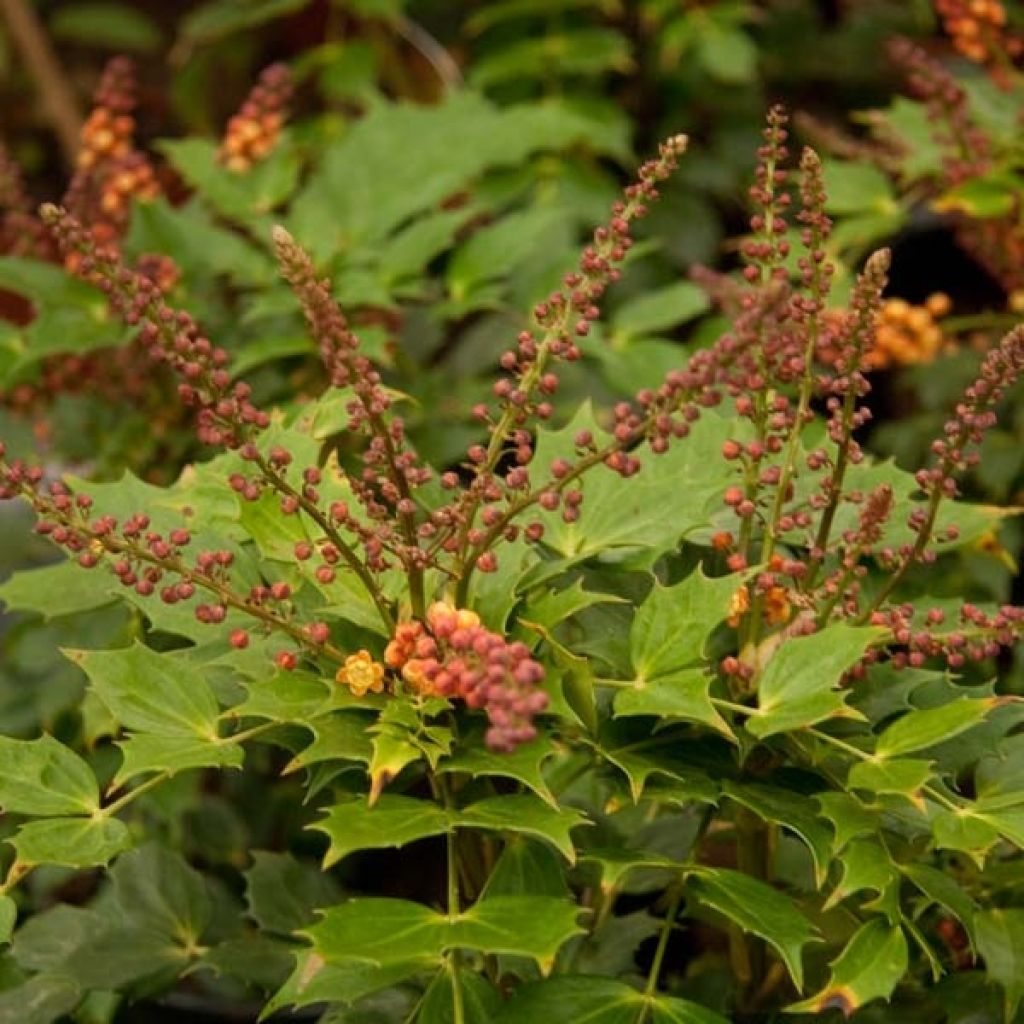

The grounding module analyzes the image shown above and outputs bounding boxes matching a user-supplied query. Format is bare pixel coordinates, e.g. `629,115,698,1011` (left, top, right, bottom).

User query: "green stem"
635,886,684,1024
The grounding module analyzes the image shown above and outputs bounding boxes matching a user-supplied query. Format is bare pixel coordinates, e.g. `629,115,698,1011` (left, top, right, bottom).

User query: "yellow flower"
336,650,385,696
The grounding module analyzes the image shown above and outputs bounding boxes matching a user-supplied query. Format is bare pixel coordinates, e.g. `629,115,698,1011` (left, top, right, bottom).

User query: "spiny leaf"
0,734,99,816
788,919,907,1017
746,625,883,739
686,867,818,988
494,975,730,1023
68,642,222,740
874,698,996,759
306,895,584,974
9,816,131,868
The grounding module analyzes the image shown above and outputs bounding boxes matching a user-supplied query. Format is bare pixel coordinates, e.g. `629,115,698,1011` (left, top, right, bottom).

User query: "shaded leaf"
687,867,817,988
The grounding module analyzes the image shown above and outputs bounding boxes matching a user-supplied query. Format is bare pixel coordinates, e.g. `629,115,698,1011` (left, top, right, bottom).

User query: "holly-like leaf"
228,670,333,723
0,559,119,620
68,642,221,740
847,758,932,799
266,954,433,1015
874,698,995,759
722,782,832,887
612,568,738,735
746,625,883,739
313,795,450,868
244,851,342,935
815,792,876,852
789,919,907,1017
0,734,99,816
420,967,502,1024
456,794,589,862
284,712,374,774
439,730,558,806
900,863,978,952
111,845,211,946
0,975,81,1024
975,908,1024,1020
307,895,583,974
823,839,899,913
9,816,131,868
686,867,817,988
494,976,730,1023
529,405,736,559
113,732,244,786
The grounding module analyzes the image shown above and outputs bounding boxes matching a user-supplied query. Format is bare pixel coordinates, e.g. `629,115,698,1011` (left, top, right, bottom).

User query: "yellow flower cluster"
868,293,951,369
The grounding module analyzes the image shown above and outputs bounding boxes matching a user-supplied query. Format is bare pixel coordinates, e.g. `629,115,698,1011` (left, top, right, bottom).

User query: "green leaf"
629,569,740,679
9,816,130,867
0,975,81,1024
0,895,16,944
722,782,832,887
285,712,374,773
229,669,332,723
933,809,999,862
113,732,244,786
313,795,450,868
308,895,583,973
697,24,757,84
49,3,162,52
815,792,876,852
448,207,570,300
495,975,730,1023
747,625,883,738
0,734,99,815
975,908,1024,1020
481,838,569,900
244,851,342,935
468,29,632,88
900,863,978,951
439,731,558,806
314,794,588,867
267,955,433,1015
614,669,729,737
160,137,301,221
111,845,211,945
934,171,1024,219
789,919,907,1015
530,405,736,559
178,0,310,45
687,867,817,988
847,758,933,798
823,839,899,912
420,968,501,1024
68,642,222,740
874,698,995,759
610,282,709,340
0,559,119,620
457,794,589,862
822,161,897,216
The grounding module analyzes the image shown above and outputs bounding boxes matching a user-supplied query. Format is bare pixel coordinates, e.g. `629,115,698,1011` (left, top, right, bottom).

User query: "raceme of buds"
218,63,293,173
385,603,548,752
64,56,160,246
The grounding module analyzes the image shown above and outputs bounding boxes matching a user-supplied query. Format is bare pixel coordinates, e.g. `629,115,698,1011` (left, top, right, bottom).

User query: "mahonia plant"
1,105,1024,1024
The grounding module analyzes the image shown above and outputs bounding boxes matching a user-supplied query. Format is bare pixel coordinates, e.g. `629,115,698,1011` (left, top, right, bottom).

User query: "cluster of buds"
384,604,547,751
868,293,951,368
64,57,159,247
218,63,292,173
935,0,1023,79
